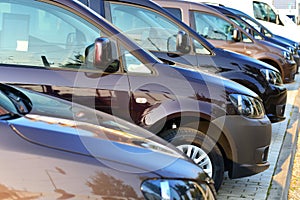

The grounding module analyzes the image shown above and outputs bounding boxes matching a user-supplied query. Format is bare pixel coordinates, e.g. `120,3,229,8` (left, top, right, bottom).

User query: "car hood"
259,39,289,53
8,115,206,179
158,63,259,99
213,48,279,73
273,34,298,45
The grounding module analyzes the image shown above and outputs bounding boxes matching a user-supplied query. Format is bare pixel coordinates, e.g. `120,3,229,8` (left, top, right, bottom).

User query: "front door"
0,0,131,120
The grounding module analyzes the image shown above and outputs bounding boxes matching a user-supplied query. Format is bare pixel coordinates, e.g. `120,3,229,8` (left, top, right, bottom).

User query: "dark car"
0,0,272,190
80,0,287,123
215,5,300,73
207,4,300,71
154,0,297,84
0,83,216,199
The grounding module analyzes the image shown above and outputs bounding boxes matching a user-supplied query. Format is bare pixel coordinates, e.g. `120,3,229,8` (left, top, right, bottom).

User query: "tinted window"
108,2,180,52
228,16,262,40
253,1,277,23
0,0,105,69
0,0,153,75
164,7,182,20
192,12,235,41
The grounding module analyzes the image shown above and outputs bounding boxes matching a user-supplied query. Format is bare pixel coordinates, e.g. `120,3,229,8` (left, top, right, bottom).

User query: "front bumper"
212,115,271,179
293,54,300,73
264,85,287,123
281,59,297,83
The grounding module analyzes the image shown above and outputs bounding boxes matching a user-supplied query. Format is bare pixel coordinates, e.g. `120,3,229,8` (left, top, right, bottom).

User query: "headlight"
282,50,292,60
293,42,300,50
287,46,297,55
260,69,283,85
229,94,265,119
141,179,216,200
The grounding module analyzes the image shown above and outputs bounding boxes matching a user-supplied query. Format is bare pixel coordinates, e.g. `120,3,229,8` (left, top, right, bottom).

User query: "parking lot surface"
217,74,300,200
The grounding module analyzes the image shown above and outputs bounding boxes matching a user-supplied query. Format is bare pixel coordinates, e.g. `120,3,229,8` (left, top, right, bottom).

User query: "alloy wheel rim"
177,144,213,177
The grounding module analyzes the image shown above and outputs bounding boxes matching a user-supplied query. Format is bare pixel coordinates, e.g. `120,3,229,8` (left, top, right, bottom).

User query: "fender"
140,97,226,134
142,97,235,166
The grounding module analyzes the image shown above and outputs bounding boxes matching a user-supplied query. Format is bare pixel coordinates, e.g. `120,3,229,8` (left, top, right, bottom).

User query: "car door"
104,1,200,67
0,0,131,120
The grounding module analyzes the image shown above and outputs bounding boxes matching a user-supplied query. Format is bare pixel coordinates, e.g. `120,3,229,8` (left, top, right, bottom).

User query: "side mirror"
176,31,191,54
276,14,280,25
232,28,241,42
85,37,119,73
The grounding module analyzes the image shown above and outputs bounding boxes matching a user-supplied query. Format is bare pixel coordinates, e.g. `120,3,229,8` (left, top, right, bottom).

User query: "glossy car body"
190,0,300,43
0,83,216,199
208,5,300,72
0,0,271,190
218,5,300,74
155,0,297,84
81,0,286,123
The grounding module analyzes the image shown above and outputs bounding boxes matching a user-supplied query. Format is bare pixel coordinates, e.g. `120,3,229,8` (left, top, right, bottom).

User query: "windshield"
240,15,273,37
227,16,263,40
253,1,277,23
106,2,211,55
0,0,101,68
192,11,235,41
0,0,160,72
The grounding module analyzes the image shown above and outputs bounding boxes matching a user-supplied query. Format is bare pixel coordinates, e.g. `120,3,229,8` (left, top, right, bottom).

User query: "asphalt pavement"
216,73,300,200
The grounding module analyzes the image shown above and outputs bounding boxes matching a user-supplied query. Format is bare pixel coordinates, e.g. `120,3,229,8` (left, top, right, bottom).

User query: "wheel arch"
259,58,283,77
152,114,233,172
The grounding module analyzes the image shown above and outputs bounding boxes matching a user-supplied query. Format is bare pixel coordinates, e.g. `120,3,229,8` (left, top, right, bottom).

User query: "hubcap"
177,144,213,177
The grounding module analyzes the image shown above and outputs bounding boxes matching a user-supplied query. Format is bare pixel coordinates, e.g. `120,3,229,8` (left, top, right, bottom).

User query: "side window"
253,1,276,23
120,47,152,74
192,12,235,41
253,30,263,40
164,8,182,20
193,39,211,55
242,33,253,43
0,0,120,73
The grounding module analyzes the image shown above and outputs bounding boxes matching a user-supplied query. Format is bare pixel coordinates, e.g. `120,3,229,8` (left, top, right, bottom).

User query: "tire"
160,127,224,191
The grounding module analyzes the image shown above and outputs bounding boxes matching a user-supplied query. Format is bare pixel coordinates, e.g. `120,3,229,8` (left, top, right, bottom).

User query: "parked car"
0,83,217,199
155,0,297,83
208,5,300,67
214,5,300,73
0,0,272,190
80,0,288,123
189,0,300,43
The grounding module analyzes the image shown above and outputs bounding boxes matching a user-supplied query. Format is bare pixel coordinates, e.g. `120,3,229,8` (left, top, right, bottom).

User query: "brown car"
155,0,297,83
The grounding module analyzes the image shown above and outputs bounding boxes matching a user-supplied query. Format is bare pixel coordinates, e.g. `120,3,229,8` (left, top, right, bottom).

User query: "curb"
267,85,300,199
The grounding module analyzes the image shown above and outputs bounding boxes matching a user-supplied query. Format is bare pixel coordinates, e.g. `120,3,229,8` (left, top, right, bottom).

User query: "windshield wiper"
147,38,161,51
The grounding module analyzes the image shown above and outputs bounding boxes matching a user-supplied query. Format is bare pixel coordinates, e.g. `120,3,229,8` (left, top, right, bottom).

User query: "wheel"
160,127,224,191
